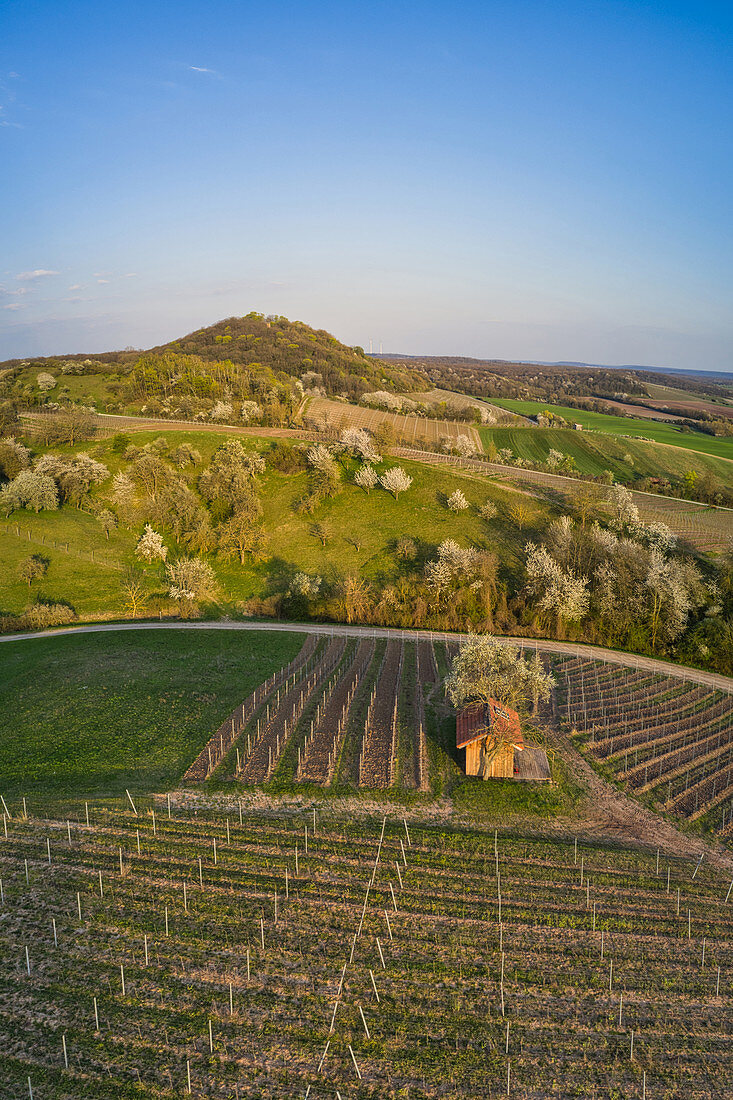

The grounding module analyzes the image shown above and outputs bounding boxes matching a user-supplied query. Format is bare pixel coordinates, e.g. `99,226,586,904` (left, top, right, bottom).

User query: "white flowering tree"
424,539,480,603
479,501,498,521
37,371,57,392
339,427,381,464
307,443,339,476
97,508,118,539
424,557,454,600
379,466,412,499
609,484,639,530
0,437,31,479
135,524,168,564
455,435,476,458
166,557,218,618
35,451,109,506
445,633,555,714
211,401,234,421
112,472,137,522
525,541,589,626
354,464,378,493
436,539,478,575
288,572,322,599
240,400,262,422
644,550,704,647
1,469,59,513
447,489,469,512
547,514,575,567
633,521,677,555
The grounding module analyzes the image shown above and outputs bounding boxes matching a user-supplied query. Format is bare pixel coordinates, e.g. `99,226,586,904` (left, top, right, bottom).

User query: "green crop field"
0,629,303,809
479,424,733,484
488,398,733,462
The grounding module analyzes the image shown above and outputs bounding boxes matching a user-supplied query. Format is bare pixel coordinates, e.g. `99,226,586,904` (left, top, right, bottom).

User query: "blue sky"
1,0,731,370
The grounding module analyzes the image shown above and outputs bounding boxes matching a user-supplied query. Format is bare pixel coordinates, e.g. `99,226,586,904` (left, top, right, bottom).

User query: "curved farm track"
4,620,731,691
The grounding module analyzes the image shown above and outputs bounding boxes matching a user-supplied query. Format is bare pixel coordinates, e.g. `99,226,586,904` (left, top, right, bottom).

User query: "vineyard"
188,635,442,796
0,801,731,1098
632,497,733,555
304,396,484,451
556,657,733,836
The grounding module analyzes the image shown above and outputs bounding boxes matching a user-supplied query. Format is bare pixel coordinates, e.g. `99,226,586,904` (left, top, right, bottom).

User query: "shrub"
1,468,59,512
447,489,469,512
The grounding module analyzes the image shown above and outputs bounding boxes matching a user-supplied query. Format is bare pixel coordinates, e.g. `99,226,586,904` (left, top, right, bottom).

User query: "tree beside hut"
446,635,555,781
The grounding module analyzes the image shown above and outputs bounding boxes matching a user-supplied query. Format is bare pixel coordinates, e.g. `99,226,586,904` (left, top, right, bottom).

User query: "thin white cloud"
68,284,83,290
123,272,138,278
189,65,215,73
2,302,22,311
15,269,59,281
97,278,110,285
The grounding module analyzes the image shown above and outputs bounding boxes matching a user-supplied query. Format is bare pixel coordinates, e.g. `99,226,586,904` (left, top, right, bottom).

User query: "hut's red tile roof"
456,703,487,749
456,698,523,750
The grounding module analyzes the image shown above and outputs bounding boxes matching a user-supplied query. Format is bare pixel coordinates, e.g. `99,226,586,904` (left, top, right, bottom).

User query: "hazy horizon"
2,1,732,371
2,308,733,380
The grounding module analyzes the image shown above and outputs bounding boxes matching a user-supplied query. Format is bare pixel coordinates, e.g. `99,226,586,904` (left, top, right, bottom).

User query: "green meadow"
0,629,303,810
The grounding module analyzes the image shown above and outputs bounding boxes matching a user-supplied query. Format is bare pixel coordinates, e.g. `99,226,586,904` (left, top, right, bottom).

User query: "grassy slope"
488,398,733,462
0,429,548,617
0,629,303,809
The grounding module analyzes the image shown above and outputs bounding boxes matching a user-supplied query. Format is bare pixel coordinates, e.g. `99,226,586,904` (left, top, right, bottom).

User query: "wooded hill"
153,314,425,398
0,314,427,422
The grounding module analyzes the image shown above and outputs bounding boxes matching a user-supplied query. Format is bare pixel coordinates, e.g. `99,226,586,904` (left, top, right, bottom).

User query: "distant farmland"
479,424,733,485
489,398,733,462
304,396,484,451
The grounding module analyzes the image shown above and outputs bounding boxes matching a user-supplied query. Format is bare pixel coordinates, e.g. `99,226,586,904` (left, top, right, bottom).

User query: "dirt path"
3,620,731,692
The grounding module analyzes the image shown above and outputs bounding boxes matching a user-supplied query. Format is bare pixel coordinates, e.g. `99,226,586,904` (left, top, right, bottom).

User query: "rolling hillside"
0,427,537,621
489,399,733,462
480,425,733,484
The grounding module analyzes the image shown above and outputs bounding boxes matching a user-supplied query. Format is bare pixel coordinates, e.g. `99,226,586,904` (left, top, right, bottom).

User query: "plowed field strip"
239,636,346,782
359,639,402,789
299,638,375,784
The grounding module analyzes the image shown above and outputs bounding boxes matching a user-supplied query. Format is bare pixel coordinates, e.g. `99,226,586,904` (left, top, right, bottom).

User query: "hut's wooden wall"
465,739,514,779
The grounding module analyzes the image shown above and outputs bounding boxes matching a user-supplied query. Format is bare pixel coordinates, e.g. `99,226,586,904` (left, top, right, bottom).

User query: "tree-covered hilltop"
0,313,427,423
153,314,425,398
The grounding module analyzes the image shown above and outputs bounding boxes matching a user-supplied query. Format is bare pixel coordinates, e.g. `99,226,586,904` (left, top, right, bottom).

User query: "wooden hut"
456,699,523,779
